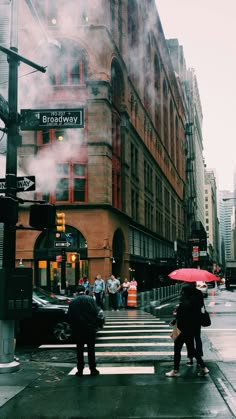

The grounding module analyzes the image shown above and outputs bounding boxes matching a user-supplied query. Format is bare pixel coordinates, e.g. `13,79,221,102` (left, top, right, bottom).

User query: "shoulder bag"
201,304,211,327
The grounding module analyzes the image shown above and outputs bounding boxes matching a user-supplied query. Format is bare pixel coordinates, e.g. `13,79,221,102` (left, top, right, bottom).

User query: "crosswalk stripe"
68,366,155,375
106,320,166,326
97,335,171,339
98,329,170,333
103,325,168,329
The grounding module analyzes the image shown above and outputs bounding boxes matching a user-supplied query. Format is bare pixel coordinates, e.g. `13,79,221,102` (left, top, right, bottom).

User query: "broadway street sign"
0,176,35,192
20,108,84,130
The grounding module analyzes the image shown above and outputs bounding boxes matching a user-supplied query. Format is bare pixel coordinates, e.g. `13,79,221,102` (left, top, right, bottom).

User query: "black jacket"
67,294,99,335
176,285,203,335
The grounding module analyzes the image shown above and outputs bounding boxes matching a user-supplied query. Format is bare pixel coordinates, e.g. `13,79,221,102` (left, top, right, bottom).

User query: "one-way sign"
0,176,35,192
54,241,71,248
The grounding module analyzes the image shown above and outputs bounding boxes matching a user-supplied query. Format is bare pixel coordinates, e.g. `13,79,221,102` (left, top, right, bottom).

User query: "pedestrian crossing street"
39,310,188,375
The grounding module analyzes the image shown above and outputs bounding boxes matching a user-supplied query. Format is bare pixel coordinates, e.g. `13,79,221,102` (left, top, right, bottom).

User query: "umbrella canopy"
168,268,220,283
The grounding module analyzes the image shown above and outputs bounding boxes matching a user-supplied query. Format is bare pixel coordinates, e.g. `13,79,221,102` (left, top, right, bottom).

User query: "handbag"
170,325,181,341
201,305,211,327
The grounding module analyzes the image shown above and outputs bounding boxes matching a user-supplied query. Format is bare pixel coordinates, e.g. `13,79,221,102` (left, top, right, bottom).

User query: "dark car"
33,287,73,304
18,295,72,344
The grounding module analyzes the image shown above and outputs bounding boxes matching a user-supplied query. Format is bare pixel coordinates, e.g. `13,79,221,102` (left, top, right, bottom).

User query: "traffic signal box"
29,204,56,229
0,267,33,320
56,212,65,232
0,196,18,224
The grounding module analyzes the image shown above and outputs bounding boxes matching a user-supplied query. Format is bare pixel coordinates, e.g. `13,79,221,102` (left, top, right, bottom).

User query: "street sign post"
0,176,35,192
20,108,84,130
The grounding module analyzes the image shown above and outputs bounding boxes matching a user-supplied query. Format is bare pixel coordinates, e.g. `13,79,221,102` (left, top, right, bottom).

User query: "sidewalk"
0,359,236,418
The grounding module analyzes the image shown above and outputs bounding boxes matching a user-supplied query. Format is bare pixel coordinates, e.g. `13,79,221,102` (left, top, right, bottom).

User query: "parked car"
196,281,208,298
18,295,72,344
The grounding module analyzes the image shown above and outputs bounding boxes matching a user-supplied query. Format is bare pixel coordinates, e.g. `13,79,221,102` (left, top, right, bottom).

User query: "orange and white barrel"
127,287,137,307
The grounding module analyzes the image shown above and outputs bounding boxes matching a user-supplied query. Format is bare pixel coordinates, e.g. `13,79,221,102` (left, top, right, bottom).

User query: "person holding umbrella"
185,281,204,366
166,284,209,377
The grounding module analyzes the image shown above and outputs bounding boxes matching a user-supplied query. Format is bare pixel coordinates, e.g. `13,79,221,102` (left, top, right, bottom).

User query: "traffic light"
29,204,56,229
70,253,79,263
0,197,18,224
56,212,65,232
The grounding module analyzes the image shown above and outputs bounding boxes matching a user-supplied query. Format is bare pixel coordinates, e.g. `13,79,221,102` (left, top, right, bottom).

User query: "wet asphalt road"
9,284,236,419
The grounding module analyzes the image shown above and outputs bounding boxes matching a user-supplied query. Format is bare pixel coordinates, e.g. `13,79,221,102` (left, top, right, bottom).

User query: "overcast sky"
155,0,236,192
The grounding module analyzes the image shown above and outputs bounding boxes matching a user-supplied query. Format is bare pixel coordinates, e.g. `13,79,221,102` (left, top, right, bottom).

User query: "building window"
48,44,87,86
156,176,163,204
163,79,169,150
154,54,161,132
145,200,153,230
144,161,153,193
131,143,138,178
156,210,163,235
37,129,88,203
56,164,69,201
131,189,139,222
73,164,87,201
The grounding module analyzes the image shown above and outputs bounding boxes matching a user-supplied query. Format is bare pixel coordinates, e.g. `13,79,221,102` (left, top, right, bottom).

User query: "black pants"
95,292,104,309
187,326,203,358
174,332,205,371
109,293,117,310
122,290,128,307
75,329,96,372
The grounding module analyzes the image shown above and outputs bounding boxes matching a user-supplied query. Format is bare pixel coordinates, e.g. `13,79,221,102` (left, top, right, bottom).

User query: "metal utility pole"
0,0,46,372
0,0,19,372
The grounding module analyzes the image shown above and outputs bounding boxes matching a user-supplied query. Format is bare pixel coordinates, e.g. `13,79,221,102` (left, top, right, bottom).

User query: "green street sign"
20,108,84,130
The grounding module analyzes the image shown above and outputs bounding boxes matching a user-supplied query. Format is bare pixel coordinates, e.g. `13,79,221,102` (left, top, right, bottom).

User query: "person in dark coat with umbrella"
185,282,204,365
166,284,209,377
67,285,100,376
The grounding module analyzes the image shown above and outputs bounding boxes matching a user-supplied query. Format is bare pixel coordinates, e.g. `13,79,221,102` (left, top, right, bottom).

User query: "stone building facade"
13,0,186,291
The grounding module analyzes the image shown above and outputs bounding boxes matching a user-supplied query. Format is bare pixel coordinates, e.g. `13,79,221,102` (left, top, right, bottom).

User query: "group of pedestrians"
68,274,208,379
78,274,138,311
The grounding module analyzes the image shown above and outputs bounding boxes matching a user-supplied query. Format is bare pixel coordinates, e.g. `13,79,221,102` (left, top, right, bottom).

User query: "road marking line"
99,329,170,333
68,366,155,375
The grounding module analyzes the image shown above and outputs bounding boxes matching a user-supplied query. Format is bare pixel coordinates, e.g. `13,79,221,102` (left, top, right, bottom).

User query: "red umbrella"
168,268,220,282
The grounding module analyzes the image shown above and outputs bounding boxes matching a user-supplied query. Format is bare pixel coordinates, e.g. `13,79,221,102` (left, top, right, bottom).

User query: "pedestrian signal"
70,253,79,263
56,212,65,232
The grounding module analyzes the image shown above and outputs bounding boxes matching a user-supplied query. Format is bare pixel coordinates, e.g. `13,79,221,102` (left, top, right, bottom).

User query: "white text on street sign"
0,176,35,192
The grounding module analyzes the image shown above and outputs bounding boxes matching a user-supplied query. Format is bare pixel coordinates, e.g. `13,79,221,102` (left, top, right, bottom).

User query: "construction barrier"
127,287,137,307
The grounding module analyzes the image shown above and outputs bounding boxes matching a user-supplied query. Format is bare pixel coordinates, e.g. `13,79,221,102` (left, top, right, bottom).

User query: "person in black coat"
67,285,100,376
166,284,209,377
186,282,204,365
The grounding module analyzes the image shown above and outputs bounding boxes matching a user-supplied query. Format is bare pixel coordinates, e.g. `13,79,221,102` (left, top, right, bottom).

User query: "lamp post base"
0,360,20,373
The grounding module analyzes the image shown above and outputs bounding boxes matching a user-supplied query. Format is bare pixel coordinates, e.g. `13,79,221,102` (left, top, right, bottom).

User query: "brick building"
14,0,186,291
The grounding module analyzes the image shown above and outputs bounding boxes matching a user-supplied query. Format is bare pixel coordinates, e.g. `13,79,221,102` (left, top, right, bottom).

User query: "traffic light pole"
0,0,46,372
61,249,67,294
0,0,20,372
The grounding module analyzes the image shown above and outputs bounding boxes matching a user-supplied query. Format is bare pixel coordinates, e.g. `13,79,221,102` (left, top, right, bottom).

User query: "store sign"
192,246,199,261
